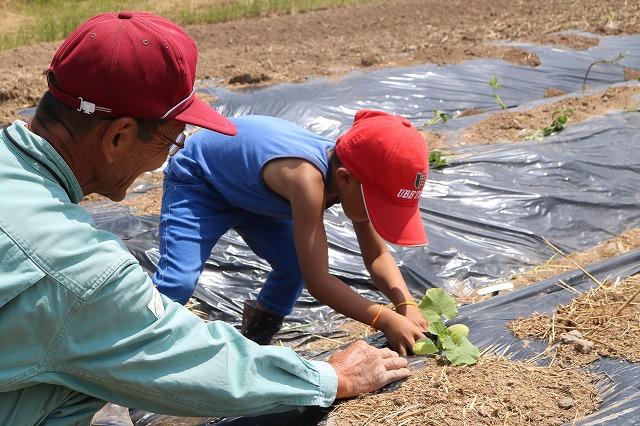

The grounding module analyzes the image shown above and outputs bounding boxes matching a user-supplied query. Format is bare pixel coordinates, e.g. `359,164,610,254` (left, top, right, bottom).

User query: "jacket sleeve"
46,258,337,417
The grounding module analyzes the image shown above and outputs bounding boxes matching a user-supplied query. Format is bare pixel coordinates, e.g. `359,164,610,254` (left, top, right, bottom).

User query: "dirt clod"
574,339,594,354
557,398,575,409
560,330,584,343
360,54,381,67
228,73,271,85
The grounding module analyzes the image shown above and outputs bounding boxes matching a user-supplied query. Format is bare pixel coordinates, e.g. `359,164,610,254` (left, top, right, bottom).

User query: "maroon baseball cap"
336,110,429,246
47,11,236,136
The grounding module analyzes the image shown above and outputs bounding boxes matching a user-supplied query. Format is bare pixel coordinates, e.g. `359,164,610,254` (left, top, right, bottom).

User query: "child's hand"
377,309,426,356
396,304,428,331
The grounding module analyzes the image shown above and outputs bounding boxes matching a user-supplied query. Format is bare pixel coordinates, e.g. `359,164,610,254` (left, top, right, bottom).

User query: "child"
153,110,430,355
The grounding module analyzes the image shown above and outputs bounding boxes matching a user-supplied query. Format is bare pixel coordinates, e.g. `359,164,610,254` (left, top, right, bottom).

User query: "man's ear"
100,117,138,164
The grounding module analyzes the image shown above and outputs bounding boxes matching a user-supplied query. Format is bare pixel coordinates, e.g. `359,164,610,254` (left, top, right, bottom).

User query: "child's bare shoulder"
263,158,325,200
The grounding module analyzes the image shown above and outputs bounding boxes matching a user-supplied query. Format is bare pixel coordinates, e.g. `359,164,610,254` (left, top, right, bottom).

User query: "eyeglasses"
156,129,188,157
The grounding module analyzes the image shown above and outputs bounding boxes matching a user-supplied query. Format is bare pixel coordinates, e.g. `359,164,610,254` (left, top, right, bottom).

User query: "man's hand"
396,304,428,332
328,340,411,399
377,308,426,356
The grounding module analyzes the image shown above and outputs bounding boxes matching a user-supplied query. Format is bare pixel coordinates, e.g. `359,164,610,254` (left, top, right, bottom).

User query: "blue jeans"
152,175,304,316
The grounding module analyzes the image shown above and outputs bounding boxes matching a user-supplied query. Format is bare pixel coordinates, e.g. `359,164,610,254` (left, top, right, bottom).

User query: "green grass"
0,0,369,51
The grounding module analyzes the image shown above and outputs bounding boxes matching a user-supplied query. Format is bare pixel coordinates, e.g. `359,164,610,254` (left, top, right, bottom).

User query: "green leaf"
489,76,500,89
448,324,470,339
440,334,480,366
412,338,439,355
428,320,450,337
418,288,458,322
428,320,451,350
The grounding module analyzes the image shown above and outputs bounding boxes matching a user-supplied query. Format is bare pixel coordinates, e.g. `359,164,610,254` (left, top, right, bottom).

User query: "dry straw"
510,275,640,364
329,356,599,425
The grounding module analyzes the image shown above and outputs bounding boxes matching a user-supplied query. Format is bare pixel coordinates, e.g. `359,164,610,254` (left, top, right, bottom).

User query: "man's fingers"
379,367,412,387
382,355,408,371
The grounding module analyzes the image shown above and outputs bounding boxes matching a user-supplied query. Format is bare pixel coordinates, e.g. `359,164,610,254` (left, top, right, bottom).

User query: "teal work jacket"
0,121,337,419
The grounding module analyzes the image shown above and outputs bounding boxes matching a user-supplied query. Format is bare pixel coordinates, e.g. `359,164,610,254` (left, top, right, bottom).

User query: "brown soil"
2,0,640,125
460,84,640,145
509,275,640,364
544,87,567,98
329,356,600,425
421,130,445,151
120,187,163,216
536,33,600,51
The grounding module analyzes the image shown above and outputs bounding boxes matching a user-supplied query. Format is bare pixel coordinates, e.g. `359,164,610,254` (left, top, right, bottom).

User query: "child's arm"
264,160,426,355
352,221,428,330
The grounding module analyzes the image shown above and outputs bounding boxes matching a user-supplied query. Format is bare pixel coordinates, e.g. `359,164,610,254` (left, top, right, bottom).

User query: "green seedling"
523,108,573,141
417,288,457,322
424,110,450,126
429,150,448,169
489,76,508,110
412,289,480,365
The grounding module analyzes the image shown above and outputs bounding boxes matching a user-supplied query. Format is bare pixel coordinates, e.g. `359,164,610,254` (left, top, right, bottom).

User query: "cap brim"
174,95,237,136
362,186,428,247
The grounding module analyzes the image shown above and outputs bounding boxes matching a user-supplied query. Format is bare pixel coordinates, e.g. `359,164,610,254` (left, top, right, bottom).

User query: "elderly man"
0,11,411,425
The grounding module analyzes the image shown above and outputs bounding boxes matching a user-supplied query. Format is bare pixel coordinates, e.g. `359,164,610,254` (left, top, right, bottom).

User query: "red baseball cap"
46,11,236,135
336,110,429,246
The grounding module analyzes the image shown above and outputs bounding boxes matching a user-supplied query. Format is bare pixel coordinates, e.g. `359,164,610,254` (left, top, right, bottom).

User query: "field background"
0,0,369,50
0,0,639,124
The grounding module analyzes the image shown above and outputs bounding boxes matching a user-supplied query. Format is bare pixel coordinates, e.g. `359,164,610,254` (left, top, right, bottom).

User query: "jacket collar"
3,121,84,203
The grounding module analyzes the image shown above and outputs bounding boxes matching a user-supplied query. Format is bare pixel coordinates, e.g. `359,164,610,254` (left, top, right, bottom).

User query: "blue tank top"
166,115,335,218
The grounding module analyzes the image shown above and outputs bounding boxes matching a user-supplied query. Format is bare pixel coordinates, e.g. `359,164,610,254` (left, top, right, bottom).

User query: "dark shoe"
91,403,133,426
241,300,284,345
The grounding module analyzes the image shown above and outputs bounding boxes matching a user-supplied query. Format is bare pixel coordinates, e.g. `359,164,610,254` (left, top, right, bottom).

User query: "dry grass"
329,355,600,425
509,275,640,364
511,229,640,289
